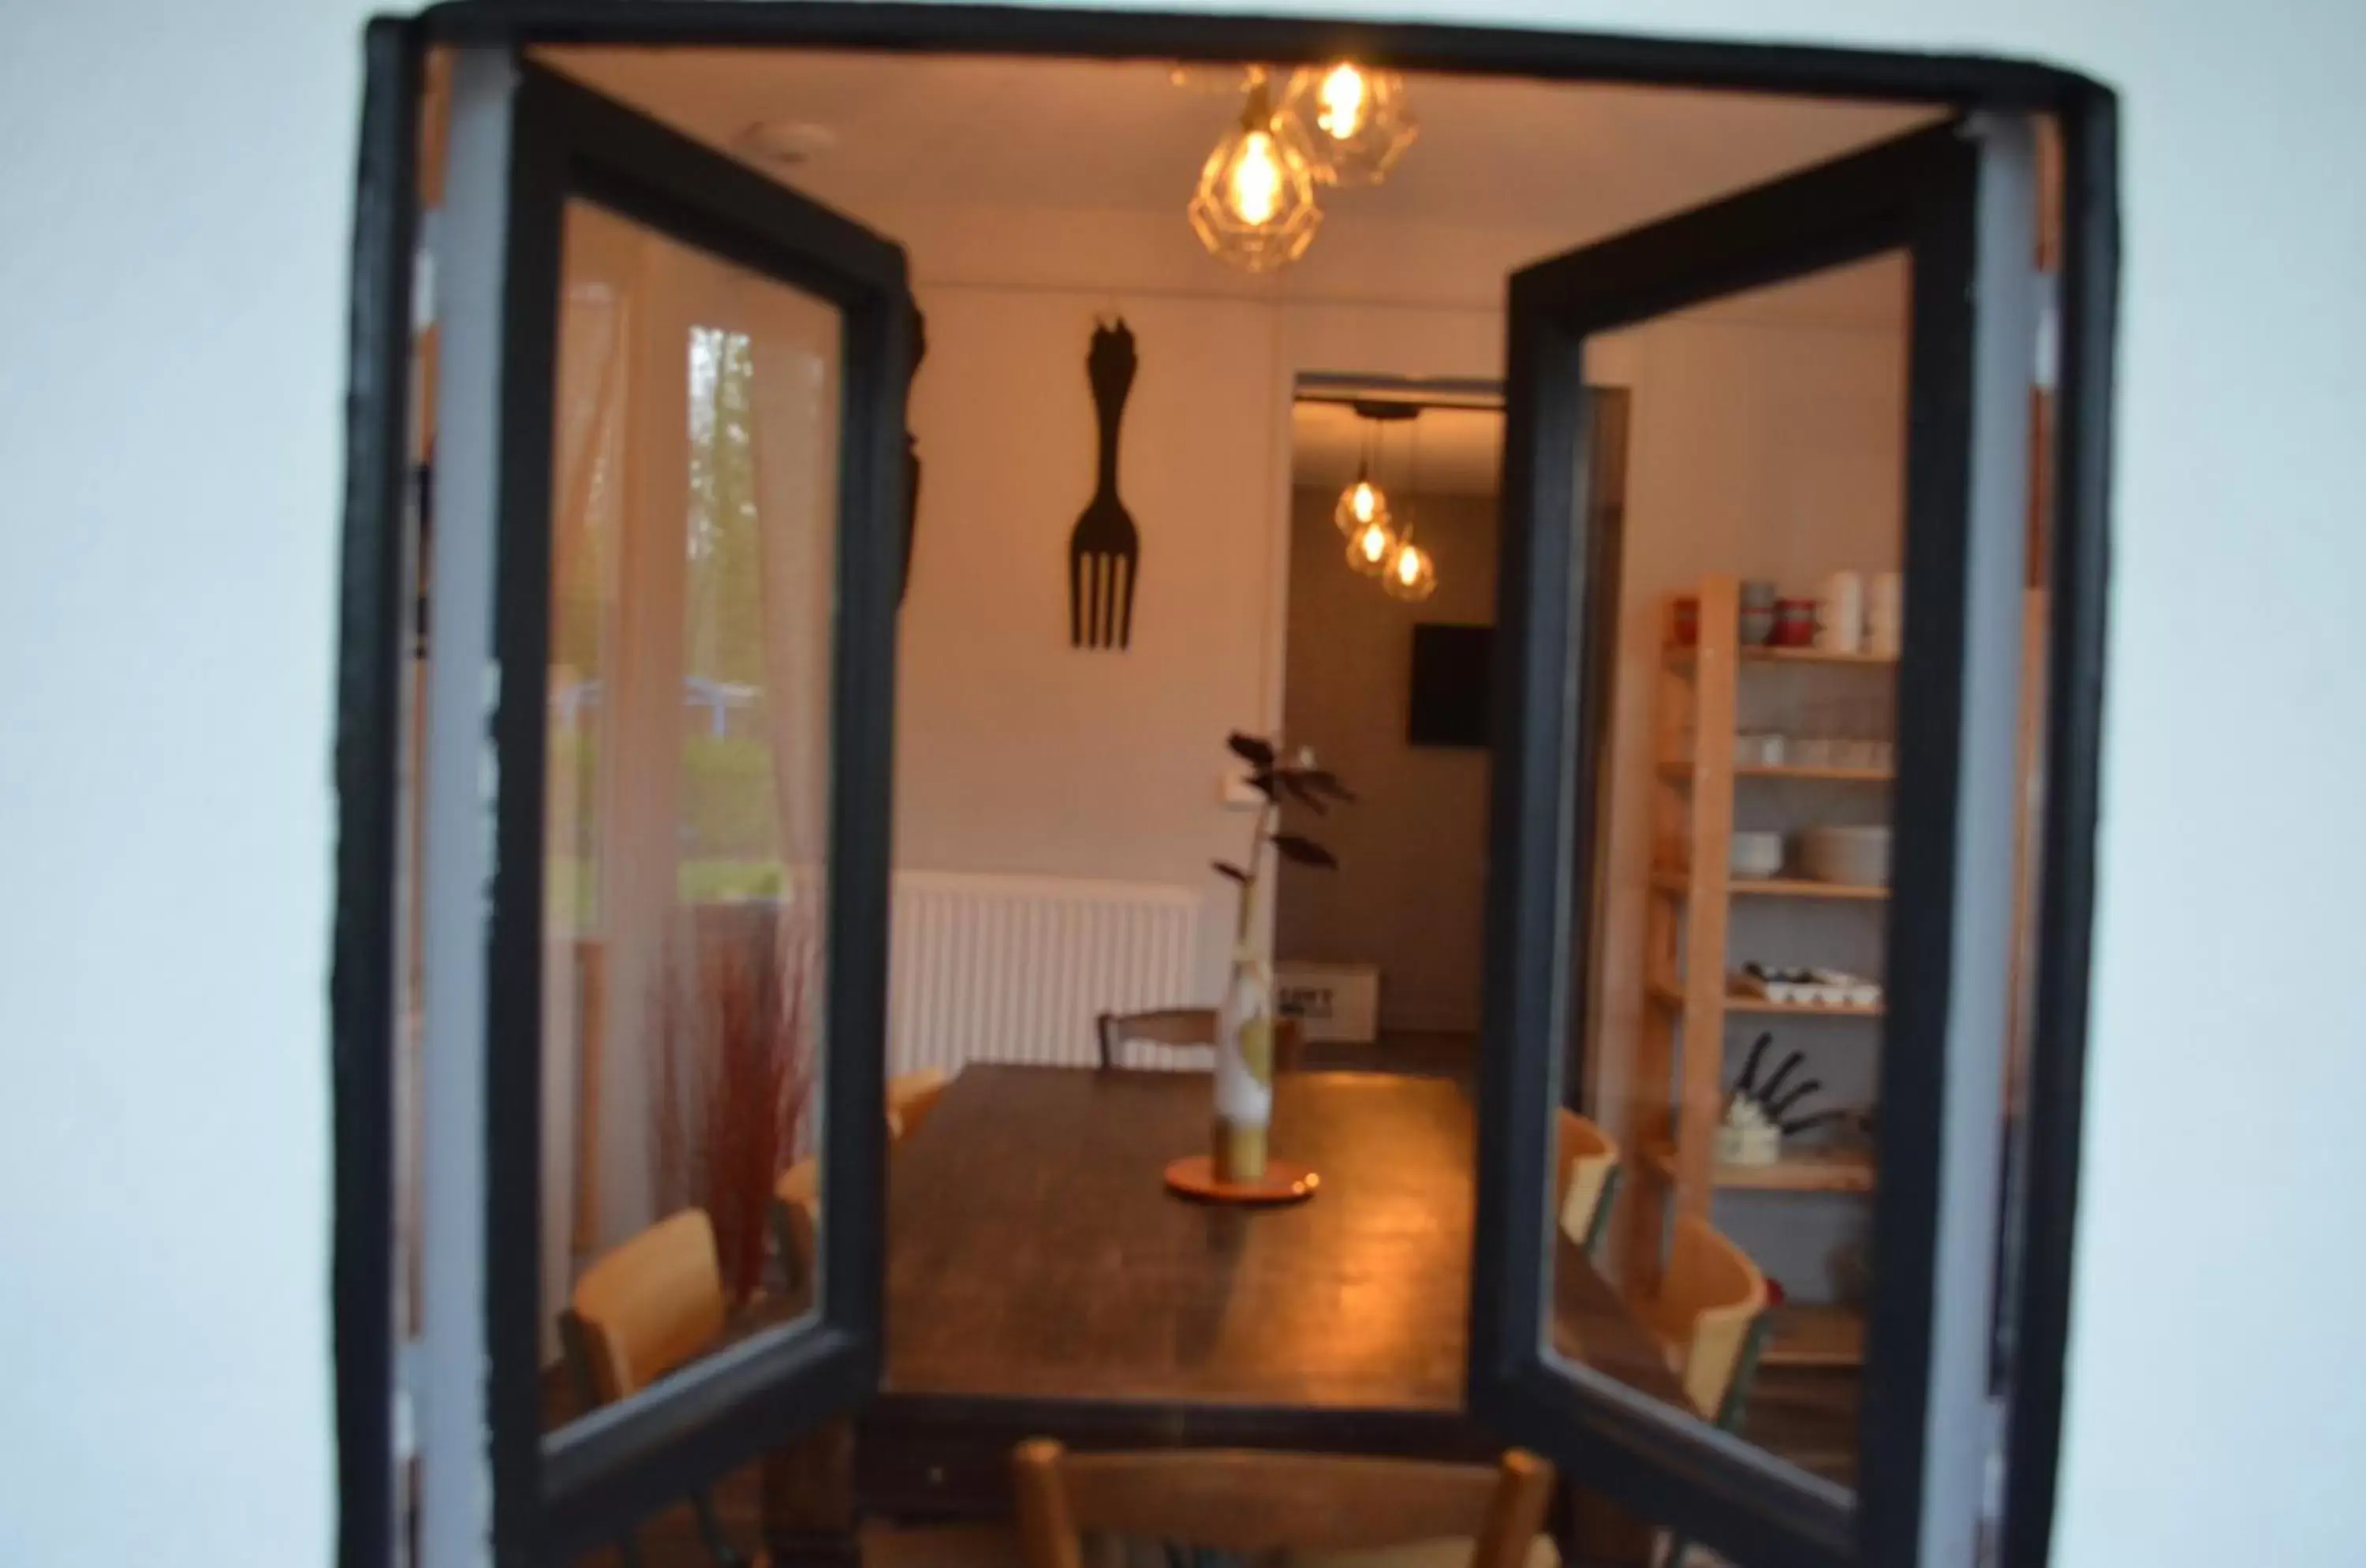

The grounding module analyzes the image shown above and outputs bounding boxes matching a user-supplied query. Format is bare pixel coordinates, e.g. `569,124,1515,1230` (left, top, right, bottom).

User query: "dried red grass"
654,905,816,1304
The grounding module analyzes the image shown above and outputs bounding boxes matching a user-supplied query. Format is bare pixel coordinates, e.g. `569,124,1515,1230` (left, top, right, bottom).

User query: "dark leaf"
1247,768,1279,801
1275,771,1329,813
1227,732,1276,769
1296,767,1357,803
1268,833,1338,869
1211,861,1251,883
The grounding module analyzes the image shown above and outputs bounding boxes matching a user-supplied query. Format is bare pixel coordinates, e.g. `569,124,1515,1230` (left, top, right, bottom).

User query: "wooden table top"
882,1064,1684,1414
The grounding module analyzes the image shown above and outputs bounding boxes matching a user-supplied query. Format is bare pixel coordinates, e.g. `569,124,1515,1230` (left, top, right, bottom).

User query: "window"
335,17,2113,1568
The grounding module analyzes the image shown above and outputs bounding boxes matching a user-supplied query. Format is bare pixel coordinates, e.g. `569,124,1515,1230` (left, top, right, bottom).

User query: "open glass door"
420,50,912,1566
1471,119,2039,1568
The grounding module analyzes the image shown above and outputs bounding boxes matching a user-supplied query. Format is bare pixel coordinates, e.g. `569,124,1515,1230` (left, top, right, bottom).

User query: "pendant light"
1343,416,1400,577
1333,419,1392,537
1282,60,1420,187
1188,79,1322,273
1379,413,1438,603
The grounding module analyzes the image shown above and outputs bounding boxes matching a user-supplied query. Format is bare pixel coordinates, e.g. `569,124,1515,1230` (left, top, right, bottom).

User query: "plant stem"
1234,798,1273,946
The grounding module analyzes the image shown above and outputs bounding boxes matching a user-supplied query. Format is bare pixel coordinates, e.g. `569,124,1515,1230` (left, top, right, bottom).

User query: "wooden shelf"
1742,646,1896,666
1659,760,1895,784
1645,1141,1876,1194
1732,877,1887,900
1760,1303,1867,1368
1651,864,1886,902
1645,976,1883,1018
1664,644,1897,669
1735,763,1894,782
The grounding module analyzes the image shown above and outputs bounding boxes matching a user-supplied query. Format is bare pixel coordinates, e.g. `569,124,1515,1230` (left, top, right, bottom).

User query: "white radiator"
886,871,1201,1077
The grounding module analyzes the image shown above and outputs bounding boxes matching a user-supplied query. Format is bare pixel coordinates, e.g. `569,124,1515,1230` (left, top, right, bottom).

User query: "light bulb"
1380,539,1438,602
1315,63,1368,140
1345,516,1398,577
1334,473,1390,536
1282,62,1418,187
1230,130,1284,226
1188,83,1322,273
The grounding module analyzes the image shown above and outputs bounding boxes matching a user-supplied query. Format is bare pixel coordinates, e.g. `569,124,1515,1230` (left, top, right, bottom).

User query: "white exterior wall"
2,2,2361,1566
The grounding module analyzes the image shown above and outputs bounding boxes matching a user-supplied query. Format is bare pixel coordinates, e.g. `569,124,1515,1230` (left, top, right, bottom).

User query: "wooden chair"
888,1066,953,1143
1095,1007,1305,1073
770,1158,821,1296
1013,1440,1555,1568
561,1209,758,1567
1641,1216,1771,1421
1639,1219,1773,1568
1553,1109,1621,1257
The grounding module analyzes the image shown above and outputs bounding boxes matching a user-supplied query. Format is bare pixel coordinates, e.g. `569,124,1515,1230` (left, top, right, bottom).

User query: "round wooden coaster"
1162,1154,1320,1205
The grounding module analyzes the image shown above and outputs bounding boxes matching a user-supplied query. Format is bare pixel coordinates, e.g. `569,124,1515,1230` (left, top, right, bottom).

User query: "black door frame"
334,10,2114,1568
1472,117,2031,1568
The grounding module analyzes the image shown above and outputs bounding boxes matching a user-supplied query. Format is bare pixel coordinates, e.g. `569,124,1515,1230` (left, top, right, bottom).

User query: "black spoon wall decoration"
1068,316,1140,648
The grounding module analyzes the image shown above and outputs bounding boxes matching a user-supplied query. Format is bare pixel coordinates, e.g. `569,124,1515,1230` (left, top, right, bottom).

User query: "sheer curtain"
539,202,842,1339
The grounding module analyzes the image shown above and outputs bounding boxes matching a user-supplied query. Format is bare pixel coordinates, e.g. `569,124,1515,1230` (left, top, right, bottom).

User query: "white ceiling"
1291,401,1503,498
543,47,1932,241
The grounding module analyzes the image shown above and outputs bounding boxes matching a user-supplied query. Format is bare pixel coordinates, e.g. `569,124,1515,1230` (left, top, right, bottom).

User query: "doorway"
1273,383,1504,1081
356,21,2113,1568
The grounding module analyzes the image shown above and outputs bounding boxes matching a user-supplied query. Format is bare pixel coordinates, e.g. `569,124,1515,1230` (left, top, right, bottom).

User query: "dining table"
760,1063,1687,1564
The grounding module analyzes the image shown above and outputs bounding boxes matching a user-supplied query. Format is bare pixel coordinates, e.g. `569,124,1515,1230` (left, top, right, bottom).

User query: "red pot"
1773,598,1818,647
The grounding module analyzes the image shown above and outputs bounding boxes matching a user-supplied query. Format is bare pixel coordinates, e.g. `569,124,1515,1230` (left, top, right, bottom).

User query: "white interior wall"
885,200,1526,1004
886,203,1898,1018
6,4,2365,1567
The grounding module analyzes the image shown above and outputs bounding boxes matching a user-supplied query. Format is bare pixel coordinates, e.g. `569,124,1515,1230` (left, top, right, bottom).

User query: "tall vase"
1212,943,1276,1184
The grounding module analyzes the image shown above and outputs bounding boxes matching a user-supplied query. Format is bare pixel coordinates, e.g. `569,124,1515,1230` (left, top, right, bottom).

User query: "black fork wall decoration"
1066,316,1140,648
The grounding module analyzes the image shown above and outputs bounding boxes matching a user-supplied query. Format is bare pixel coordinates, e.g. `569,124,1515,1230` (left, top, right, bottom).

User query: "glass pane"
1549,252,1912,1494
540,197,842,1440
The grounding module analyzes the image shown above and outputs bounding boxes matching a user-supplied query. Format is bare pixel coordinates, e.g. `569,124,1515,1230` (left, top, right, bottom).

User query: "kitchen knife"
1756,1049,1807,1107
1780,1108,1846,1137
1767,1077,1823,1120
1733,1032,1774,1097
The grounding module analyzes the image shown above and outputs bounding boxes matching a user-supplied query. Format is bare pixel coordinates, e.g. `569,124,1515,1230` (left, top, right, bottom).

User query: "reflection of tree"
687,327,767,693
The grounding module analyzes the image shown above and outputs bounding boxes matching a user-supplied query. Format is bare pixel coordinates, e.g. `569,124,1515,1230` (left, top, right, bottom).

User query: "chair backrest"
1647,1217,1769,1417
769,1156,822,1293
888,1067,952,1143
1095,1008,1304,1072
1554,1108,1621,1253
565,1208,727,1404
1012,1441,1554,1568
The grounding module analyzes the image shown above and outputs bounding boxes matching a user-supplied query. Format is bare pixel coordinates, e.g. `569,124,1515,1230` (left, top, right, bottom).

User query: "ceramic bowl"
1797,824,1890,887
1729,830,1785,880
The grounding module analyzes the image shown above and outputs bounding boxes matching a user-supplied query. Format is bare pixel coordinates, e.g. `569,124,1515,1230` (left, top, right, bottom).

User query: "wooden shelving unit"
1657,760,1893,784
1625,573,1890,1360
1649,864,1888,902
1645,976,1884,1017
1760,1303,1868,1368
1643,1141,1875,1193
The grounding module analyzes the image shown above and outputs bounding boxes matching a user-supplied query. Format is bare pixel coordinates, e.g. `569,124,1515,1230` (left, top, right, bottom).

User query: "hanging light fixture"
1333,418,1391,538
1379,411,1437,603
1168,62,1267,95
1282,60,1419,187
1342,412,1399,577
1189,79,1322,273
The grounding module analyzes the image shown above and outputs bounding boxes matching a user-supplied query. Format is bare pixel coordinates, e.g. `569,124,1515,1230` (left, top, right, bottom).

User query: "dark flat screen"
1408,623,1492,749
